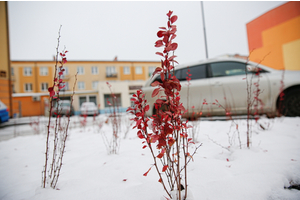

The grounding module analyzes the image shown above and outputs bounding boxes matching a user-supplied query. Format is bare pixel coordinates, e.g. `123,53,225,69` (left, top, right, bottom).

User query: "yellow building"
11,60,160,116
0,2,13,117
246,1,300,70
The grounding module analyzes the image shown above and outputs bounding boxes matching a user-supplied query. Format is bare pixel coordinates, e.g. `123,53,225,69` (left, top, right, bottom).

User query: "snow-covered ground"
0,115,299,200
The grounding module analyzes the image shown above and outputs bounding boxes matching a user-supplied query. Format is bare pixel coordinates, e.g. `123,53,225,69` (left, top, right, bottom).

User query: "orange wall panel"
12,96,48,117
0,79,10,107
247,1,300,51
247,1,300,70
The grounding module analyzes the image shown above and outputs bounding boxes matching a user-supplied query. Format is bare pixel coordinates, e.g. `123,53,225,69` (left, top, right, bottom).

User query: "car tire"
281,89,300,116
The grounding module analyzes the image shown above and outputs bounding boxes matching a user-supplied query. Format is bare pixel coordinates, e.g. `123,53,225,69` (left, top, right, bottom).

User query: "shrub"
128,11,200,200
42,26,77,189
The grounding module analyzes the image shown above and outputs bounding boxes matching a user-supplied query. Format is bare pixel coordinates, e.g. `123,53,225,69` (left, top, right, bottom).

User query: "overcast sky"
8,1,286,64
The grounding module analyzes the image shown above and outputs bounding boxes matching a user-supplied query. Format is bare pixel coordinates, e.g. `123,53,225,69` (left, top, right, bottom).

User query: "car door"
208,61,270,115
177,64,212,117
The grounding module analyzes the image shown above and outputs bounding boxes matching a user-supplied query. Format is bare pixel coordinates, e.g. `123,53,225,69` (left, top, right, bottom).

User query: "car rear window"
151,64,207,84
210,62,247,77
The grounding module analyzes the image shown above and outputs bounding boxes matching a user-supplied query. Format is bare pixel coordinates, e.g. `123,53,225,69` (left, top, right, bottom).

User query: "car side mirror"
247,65,259,72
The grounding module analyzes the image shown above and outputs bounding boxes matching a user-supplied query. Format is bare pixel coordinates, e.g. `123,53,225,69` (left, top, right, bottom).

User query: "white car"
142,57,300,118
80,102,99,116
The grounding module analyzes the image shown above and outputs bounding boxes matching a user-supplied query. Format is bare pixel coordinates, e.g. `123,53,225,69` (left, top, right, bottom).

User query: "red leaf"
156,52,164,57
142,145,147,149
157,148,166,159
123,179,127,181
160,73,165,82
155,40,164,47
167,43,178,51
137,130,144,139
62,57,67,64
144,105,149,112
157,30,165,38
170,15,178,24
167,10,173,18
150,134,159,143
48,87,55,97
162,165,168,172
168,55,177,61
155,99,165,104
168,138,175,147
152,88,160,98
170,34,177,41
186,152,194,161
48,87,53,92
151,81,161,87
143,167,152,176
167,21,171,28
152,67,162,77
163,35,168,45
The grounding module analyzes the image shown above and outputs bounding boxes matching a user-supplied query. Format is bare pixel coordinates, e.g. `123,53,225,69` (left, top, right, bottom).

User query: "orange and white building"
10,60,160,116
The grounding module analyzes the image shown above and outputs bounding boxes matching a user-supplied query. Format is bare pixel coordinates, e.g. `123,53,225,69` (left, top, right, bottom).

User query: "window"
91,66,98,74
78,81,85,90
11,68,14,76
60,67,69,79
135,66,142,74
106,66,117,77
79,96,97,107
25,83,33,92
104,94,121,108
210,62,247,77
24,67,32,76
65,82,69,90
148,66,156,77
41,83,48,91
92,81,99,90
123,66,130,75
64,66,69,75
61,82,69,91
89,96,97,105
12,84,16,93
152,64,207,84
79,96,87,107
40,67,48,76
77,66,84,75
178,64,207,81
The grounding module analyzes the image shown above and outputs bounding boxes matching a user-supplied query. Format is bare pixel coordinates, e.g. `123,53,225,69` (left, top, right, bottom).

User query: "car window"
177,64,207,81
210,62,247,77
61,102,70,107
151,64,207,84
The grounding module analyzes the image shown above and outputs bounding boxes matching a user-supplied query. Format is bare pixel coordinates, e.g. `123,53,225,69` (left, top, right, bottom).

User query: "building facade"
11,60,160,116
246,1,300,70
0,2,13,117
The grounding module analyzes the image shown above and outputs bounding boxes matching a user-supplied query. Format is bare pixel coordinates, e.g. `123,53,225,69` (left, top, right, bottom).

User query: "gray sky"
8,1,286,64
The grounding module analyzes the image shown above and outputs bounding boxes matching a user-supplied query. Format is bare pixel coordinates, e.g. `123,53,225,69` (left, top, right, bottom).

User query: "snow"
0,115,300,200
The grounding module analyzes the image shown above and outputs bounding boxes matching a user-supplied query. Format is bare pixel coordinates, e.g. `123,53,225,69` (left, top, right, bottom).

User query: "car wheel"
281,89,300,116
